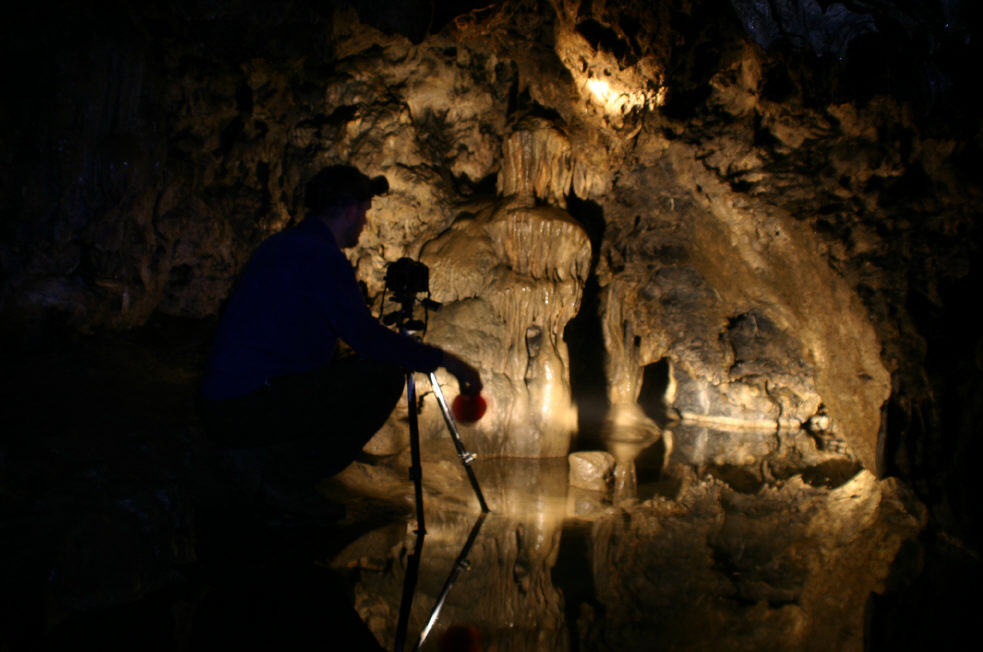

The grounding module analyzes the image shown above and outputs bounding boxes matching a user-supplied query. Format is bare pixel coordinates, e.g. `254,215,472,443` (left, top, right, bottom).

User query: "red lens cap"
451,394,487,423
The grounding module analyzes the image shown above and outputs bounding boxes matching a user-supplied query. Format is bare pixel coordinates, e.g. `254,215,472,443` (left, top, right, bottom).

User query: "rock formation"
420,197,590,456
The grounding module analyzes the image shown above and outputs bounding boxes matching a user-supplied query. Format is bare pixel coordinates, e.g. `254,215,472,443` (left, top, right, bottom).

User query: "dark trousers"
197,356,405,487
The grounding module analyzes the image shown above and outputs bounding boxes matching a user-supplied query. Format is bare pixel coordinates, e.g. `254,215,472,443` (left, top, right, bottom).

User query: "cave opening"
637,357,672,427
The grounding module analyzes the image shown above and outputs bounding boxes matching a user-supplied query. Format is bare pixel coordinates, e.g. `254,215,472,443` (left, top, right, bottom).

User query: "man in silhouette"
197,164,481,506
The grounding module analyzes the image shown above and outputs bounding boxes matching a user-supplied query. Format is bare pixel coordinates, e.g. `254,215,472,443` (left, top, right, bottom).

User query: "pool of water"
324,426,924,651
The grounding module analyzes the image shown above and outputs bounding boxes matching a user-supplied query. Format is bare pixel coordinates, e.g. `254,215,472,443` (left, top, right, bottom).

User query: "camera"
384,257,430,299
382,257,440,331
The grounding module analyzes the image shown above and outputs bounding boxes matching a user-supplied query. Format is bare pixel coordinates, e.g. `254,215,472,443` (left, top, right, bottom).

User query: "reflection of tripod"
381,259,489,652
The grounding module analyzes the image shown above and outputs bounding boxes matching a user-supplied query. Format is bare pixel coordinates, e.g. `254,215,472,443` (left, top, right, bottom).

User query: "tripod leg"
428,373,490,513
407,372,426,532
395,371,426,652
414,511,488,650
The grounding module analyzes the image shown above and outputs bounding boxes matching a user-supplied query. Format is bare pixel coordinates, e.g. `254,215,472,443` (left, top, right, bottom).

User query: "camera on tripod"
385,257,430,299
382,257,441,332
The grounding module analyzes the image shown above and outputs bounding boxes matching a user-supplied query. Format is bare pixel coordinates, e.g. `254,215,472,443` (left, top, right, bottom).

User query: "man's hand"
441,351,483,395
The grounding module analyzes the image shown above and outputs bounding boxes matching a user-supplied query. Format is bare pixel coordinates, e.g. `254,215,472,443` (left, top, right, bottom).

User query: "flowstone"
410,198,591,458
597,142,891,472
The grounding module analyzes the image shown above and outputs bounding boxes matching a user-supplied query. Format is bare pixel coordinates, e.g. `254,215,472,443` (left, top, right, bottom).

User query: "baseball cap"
304,164,389,212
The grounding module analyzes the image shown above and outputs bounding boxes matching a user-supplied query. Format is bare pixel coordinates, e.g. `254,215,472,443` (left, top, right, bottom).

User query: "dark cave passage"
563,191,608,449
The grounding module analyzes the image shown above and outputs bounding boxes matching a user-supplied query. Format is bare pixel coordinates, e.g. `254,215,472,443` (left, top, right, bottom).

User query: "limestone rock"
568,451,616,492
598,141,890,471
415,198,591,457
498,117,573,204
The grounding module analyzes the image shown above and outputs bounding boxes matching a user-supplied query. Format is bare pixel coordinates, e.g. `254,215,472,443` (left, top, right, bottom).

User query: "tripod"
405,365,490,531
380,259,489,651
379,258,489,522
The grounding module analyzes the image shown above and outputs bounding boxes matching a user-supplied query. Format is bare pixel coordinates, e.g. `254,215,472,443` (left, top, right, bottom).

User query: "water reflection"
329,429,923,651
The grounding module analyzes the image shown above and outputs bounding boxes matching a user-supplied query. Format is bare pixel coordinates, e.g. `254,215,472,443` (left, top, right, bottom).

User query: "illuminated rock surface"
568,451,616,492
416,199,589,456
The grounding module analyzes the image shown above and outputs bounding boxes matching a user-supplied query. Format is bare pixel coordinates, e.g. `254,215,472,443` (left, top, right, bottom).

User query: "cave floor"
0,319,975,651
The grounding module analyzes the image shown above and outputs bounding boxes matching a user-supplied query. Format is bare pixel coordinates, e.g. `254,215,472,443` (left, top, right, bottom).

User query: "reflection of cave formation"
3,1,982,650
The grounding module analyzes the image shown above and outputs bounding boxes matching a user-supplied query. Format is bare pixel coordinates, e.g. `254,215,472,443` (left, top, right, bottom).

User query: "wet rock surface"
568,451,616,492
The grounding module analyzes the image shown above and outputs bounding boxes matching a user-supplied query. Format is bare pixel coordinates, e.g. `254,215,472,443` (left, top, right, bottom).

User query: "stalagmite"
412,199,591,458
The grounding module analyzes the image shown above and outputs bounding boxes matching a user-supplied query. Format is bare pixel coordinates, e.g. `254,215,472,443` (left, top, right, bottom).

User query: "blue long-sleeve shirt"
200,216,442,400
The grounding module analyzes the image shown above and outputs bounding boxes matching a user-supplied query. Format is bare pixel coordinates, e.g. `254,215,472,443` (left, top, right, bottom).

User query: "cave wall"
3,1,980,480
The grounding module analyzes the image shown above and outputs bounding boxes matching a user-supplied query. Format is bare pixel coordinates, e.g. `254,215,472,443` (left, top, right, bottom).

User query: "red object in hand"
452,393,487,423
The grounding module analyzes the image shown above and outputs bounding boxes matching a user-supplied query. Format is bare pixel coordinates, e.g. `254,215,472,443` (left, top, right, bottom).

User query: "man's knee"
375,360,406,403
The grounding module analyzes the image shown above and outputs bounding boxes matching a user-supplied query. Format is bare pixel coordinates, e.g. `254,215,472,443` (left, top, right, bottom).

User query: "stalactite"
497,118,574,204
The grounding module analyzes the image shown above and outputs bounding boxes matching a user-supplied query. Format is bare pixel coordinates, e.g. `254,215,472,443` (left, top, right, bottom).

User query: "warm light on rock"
416,199,590,458
568,450,616,491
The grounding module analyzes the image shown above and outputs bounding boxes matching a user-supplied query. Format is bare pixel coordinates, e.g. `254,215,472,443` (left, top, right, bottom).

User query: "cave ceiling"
2,0,980,476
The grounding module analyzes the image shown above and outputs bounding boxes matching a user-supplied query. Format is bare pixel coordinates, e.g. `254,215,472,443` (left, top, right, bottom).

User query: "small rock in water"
568,451,616,491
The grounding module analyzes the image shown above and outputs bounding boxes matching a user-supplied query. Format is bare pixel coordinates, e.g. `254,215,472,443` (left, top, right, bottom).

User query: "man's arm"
321,251,483,394
441,350,482,395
